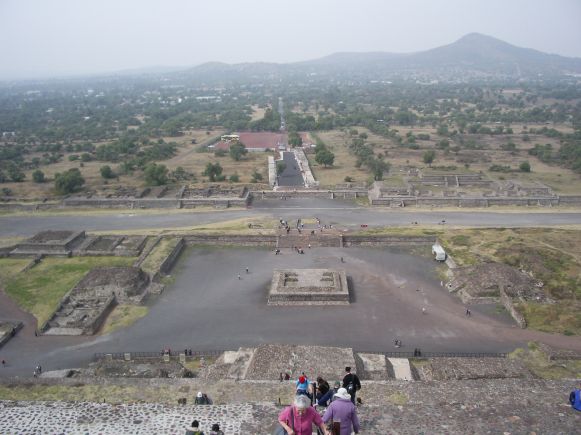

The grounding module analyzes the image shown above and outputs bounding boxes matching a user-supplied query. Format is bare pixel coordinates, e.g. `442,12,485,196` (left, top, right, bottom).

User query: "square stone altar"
268,269,349,305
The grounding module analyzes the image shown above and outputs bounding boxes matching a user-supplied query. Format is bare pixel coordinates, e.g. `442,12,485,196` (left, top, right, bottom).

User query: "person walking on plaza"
323,387,360,435
342,366,361,404
277,394,330,435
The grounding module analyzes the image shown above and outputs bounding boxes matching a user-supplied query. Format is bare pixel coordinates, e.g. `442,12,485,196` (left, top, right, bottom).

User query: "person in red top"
278,394,330,435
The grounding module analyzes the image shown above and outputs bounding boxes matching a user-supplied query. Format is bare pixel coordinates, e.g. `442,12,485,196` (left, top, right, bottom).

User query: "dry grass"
140,238,180,275
302,126,581,194
509,343,581,379
250,105,267,121
99,305,149,335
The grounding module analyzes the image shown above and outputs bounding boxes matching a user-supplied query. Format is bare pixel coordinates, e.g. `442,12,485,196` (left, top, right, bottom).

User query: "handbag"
273,407,294,435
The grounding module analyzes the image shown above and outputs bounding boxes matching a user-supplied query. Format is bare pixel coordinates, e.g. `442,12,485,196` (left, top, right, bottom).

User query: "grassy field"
99,305,149,335
0,256,135,325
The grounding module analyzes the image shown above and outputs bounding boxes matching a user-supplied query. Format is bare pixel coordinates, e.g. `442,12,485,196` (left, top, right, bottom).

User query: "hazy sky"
1,0,580,79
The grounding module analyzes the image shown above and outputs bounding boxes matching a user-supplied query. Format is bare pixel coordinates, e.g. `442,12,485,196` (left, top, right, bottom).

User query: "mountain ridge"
186,33,581,80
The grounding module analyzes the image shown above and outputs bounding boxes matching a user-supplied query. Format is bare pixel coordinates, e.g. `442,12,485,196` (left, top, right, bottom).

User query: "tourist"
315,376,330,401
277,394,330,435
570,382,581,411
466,308,472,317
185,419,205,435
317,380,341,407
284,372,291,381
323,387,360,435
194,391,212,405
296,374,310,397
209,423,224,435
238,274,241,280
342,367,361,404
246,267,249,274
1,359,5,367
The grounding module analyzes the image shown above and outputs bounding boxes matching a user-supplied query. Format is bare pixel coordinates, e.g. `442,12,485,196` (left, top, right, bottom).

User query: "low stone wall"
558,195,581,204
371,196,568,207
499,288,527,328
343,235,436,246
158,238,185,276
184,235,277,247
254,190,367,199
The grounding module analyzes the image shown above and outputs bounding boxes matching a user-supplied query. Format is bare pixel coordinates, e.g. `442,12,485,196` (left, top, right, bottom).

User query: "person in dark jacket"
315,376,330,401
342,366,361,404
185,419,204,435
317,380,341,407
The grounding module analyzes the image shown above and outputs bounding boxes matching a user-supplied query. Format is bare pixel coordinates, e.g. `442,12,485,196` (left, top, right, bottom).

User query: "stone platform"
268,268,349,305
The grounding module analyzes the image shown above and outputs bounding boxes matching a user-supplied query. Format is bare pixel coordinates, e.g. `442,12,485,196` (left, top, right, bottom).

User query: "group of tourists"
276,366,362,435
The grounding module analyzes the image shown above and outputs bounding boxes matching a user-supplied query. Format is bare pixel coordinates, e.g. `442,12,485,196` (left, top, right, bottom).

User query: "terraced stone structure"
12,230,85,256
44,267,149,335
268,268,349,305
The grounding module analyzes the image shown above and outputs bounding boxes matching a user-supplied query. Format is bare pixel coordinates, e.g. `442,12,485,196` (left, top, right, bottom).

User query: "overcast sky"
1,0,580,80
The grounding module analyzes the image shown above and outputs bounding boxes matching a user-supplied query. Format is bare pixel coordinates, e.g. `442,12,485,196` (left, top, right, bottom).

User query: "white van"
432,244,447,261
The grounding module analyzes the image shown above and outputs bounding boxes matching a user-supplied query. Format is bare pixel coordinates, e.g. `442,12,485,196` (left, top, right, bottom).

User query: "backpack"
345,373,358,393
346,381,355,394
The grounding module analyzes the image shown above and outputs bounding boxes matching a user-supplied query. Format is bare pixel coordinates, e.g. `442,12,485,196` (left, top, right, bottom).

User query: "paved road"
1,198,581,237
276,152,304,187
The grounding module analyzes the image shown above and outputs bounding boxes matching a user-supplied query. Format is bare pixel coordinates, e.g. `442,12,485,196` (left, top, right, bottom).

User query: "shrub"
32,170,45,183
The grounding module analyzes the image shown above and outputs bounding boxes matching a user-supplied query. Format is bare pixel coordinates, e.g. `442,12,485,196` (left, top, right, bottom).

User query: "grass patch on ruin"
0,256,135,326
0,258,29,279
182,356,217,374
140,237,180,275
509,344,581,379
516,302,581,335
99,305,149,335
387,392,409,405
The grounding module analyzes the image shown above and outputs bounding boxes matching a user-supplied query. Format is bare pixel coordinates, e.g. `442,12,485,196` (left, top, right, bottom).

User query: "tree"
370,159,391,181
519,161,531,172
276,161,286,175
229,142,248,161
144,163,168,185
229,174,240,182
32,170,45,183
100,165,115,179
423,150,436,167
8,166,25,182
288,131,303,147
203,162,223,182
315,149,335,167
54,168,85,194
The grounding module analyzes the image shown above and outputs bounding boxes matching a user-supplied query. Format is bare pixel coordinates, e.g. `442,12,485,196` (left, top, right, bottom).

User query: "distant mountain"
184,33,581,82
397,33,581,76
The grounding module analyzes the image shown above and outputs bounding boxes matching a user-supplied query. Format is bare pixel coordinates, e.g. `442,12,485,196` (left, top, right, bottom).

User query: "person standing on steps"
342,366,361,404
323,387,360,435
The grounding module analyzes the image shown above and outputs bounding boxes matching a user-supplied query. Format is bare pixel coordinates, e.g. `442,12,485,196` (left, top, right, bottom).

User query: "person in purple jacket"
322,387,360,435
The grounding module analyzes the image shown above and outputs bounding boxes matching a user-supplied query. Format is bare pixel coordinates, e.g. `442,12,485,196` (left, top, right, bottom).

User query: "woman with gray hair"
277,394,330,435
